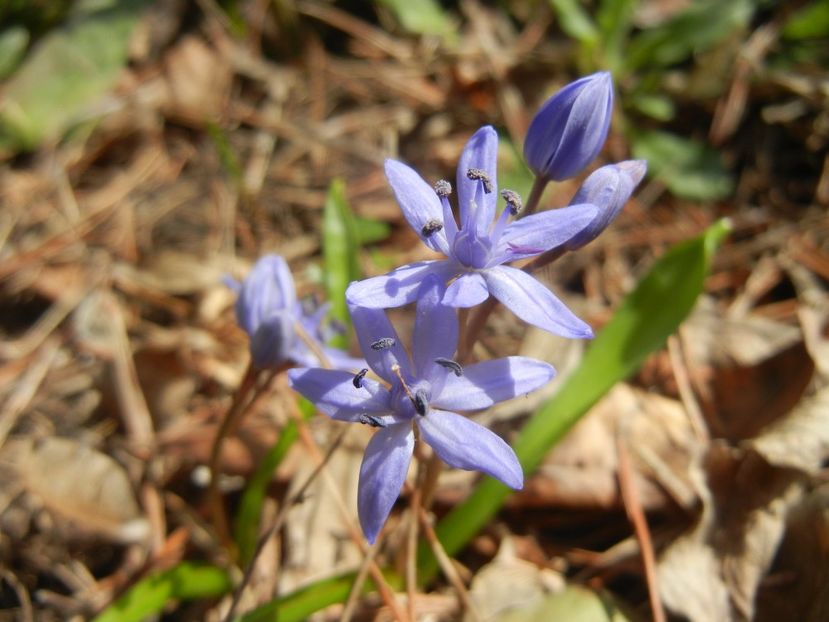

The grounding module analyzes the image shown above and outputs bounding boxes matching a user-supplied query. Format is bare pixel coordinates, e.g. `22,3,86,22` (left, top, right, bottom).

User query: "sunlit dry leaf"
525,384,698,511
465,537,564,622
682,298,813,439
658,443,803,622
10,437,149,544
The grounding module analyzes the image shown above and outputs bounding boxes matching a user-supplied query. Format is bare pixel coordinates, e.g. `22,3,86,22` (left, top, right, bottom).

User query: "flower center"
391,378,432,420
452,228,491,268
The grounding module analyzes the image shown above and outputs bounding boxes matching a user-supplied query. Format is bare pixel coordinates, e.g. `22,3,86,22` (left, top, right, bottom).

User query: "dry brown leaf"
682,298,813,439
747,386,829,474
524,384,698,511
658,443,804,622
7,437,149,544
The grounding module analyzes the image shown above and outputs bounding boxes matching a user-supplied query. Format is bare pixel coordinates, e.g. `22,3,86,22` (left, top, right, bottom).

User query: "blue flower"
228,255,363,370
523,72,614,182
345,126,597,339
290,276,555,543
564,160,648,250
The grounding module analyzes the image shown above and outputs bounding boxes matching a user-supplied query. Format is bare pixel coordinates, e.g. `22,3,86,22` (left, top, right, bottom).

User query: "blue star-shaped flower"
289,275,555,543
345,126,597,339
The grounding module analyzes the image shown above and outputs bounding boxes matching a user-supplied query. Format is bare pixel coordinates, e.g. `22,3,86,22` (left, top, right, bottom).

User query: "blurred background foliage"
2,0,827,198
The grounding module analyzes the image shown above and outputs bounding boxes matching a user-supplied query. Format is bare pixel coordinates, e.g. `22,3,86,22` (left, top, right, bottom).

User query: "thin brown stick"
341,534,384,622
616,434,666,622
406,457,424,621
208,363,272,551
418,508,482,622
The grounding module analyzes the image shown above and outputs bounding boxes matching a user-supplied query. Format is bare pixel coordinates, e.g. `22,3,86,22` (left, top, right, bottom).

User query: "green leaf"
322,179,360,349
239,221,730,620
0,26,29,79
625,0,753,70
417,218,731,581
0,0,150,151
548,0,599,45
782,0,829,40
498,137,535,204
376,0,455,39
237,570,401,622
354,216,391,245
595,0,638,72
631,129,733,200
92,563,231,622
627,92,675,121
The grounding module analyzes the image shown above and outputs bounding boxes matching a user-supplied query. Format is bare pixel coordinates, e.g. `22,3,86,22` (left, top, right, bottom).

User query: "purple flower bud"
524,72,614,181
564,159,647,250
229,254,365,370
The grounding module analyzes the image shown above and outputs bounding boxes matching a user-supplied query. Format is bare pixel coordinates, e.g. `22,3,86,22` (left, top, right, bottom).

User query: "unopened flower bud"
565,160,647,250
524,72,614,182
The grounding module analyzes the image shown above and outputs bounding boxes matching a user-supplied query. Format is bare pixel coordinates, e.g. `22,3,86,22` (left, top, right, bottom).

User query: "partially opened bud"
250,311,294,368
565,159,647,250
234,255,296,336
524,72,614,182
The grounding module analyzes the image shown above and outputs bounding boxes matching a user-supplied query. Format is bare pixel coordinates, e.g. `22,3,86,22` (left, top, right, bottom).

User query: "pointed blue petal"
443,272,489,308
412,275,458,380
346,261,453,309
358,423,414,543
236,255,297,335
483,265,593,338
288,368,391,421
385,159,450,255
434,356,555,410
492,203,598,263
456,126,498,235
417,409,522,489
349,305,412,384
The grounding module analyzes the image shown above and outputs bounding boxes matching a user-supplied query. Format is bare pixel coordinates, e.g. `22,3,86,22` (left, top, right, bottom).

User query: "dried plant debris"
2,437,148,544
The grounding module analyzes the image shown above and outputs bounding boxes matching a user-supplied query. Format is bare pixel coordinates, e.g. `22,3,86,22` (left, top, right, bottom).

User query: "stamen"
353,368,369,388
371,337,396,351
466,168,493,194
359,414,387,428
413,388,429,416
421,219,444,236
434,357,463,376
390,364,415,401
434,179,452,197
500,189,523,215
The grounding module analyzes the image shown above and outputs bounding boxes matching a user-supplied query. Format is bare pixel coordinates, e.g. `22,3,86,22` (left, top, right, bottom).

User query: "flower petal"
320,346,368,372
443,272,489,308
417,410,522,489
492,203,598,263
249,311,294,368
385,159,450,255
358,423,414,543
435,356,555,410
288,368,391,421
349,304,412,383
456,126,499,236
483,265,593,338
412,275,458,379
346,261,453,309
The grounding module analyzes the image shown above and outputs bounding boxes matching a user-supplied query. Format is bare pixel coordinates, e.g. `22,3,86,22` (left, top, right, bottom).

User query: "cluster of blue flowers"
231,72,646,544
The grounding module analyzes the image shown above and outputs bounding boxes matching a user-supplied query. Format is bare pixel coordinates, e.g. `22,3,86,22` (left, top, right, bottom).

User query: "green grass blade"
92,563,231,622
417,218,731,580
323,178,360,349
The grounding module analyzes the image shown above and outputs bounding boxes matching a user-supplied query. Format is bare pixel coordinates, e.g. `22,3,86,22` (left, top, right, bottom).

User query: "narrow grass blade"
322,178,360,349
92,563,231,622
